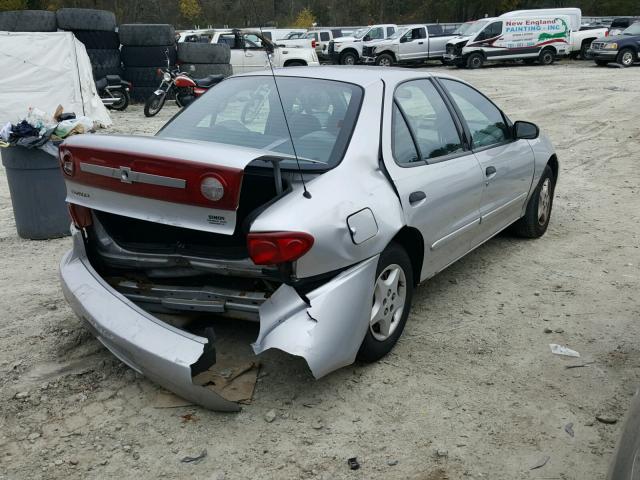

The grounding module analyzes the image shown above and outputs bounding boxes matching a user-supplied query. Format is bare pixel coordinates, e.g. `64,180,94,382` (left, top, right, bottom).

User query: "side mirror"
363,35,370,41
514,121,539,140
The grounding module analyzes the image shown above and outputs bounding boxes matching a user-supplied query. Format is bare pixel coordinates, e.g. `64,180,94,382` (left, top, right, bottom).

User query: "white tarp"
0,31,112,127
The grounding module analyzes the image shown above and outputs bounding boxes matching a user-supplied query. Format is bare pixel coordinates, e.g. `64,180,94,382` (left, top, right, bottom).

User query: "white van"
444,15,572,68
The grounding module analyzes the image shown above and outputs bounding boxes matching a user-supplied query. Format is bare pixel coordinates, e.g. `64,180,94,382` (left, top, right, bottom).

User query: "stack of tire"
177,43,232,79
0,10,56,32
119,24,177,102
56,8,121,80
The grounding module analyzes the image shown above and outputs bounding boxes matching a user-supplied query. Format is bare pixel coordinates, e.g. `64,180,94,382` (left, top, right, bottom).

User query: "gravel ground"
1,61,639,480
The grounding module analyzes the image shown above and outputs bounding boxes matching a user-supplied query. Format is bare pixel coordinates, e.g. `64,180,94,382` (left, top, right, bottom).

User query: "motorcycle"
144,50,224,117
96,75,131,111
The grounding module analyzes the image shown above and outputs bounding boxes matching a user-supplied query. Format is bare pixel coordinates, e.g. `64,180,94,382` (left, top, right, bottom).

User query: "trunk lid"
60,135,268,235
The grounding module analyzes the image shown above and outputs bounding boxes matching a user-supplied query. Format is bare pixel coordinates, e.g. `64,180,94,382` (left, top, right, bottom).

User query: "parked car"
258,28,307,41
306,28,345,60
178,29,319,72
608,17,640,36
500,8,608,59
328,24,398,64
362,24,458,66
589,21,640,67
59,67,558,411
444,15,572,68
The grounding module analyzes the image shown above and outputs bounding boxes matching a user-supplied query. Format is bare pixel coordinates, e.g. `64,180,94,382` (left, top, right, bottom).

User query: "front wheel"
466,52,484,69
581,43,594,60
512,165,556,238
539,49,555,66
617,48,635,67
375,53,394,67
340,51,357,65
144,91,166,117
108,89,129,111
357,243,414,363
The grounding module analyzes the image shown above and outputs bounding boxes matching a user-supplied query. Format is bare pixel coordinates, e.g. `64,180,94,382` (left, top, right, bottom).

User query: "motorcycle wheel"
144,91,166,117
108,90,130,111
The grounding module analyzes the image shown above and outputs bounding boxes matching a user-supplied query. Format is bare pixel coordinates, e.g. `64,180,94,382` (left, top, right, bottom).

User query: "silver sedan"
59,67,558,411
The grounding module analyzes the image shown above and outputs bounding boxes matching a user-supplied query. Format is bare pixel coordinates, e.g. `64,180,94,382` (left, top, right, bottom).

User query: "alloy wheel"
370,264,407,341
538,178,551,225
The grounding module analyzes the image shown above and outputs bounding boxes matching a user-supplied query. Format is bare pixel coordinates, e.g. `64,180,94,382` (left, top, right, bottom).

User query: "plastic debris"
530,455,550,470
181,449,207,464
347,457,360,470
564,422,574,437
549,344,580,357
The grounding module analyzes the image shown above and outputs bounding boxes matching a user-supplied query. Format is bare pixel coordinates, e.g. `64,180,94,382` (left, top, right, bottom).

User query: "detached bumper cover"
59,229,240,412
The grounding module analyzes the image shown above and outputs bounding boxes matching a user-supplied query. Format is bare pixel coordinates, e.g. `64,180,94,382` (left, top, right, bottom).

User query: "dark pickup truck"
589,21,640,67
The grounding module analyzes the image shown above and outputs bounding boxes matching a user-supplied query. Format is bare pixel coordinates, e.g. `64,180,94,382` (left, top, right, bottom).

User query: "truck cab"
362,24,457,66
306,28,345,60
328,24,397,65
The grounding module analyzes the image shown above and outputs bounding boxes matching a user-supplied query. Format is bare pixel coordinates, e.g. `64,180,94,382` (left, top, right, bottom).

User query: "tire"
357,243,414,363
539,48,555,66
513,165,555,238
144,91,167,117
0,10,56,32
375,53,394,67
466,52,484,69
581,42,594,60
72,30,120,50
56,8,116,32
181,63,233,78
123,66,163,86
119,24,176,47
595,59,609,66
121,45,177,67
86,49,122,78
340,51,358,65
107,89,130,111
177,43,230,64
616,48,635,67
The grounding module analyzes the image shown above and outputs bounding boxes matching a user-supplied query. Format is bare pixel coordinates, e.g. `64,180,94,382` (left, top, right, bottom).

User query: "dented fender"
253,255,379,378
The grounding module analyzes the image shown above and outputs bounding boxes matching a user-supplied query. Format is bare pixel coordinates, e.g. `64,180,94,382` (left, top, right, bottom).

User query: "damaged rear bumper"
60,228,380,410
59,229,240,412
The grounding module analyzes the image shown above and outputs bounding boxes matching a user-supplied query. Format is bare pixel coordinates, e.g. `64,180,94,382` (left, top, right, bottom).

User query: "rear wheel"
357,243,414,363
375,53,394,67
108,89,129,111
466,52,484,69
539,48,555,66
617,48,635,67
581,43,594,60
143,91,166,117
513,165,555,238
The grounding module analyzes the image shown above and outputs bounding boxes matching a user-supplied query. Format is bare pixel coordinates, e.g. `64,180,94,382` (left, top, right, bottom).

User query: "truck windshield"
353,27,369,39
460,20,490,36
158,76,363,169
623,22,640,35
389,27,409,40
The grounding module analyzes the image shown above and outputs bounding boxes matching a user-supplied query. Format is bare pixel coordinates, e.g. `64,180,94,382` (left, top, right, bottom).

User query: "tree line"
2,0,638,28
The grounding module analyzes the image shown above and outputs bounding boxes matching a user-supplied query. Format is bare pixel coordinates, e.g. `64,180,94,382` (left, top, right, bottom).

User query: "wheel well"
547,154,559,181
541,46,557,54
391,227,424,285
284,59,307,67
341,48,358,58
378,50,396,61
468,50,485,59
581,37,597,47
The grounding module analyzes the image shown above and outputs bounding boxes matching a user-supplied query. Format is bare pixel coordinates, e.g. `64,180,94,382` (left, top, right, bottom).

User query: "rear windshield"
158,76,363,169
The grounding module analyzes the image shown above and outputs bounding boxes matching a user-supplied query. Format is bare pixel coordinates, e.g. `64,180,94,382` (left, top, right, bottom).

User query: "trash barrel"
1,147,70,240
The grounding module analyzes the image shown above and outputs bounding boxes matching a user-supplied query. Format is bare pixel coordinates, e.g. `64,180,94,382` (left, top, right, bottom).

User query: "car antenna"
258,26,312,199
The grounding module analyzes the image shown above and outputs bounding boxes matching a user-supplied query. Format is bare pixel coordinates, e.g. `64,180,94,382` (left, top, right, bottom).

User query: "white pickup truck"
362,24,458,66
500,8,608,58
179,29,319,73
328,24,398,65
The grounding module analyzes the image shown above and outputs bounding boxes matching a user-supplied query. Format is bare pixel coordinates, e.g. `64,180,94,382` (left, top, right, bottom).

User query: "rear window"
158,76,363,169
611,18,631,28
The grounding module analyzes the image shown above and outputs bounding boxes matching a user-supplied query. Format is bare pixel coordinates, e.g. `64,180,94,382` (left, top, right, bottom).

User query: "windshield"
623,22,640,35
458,20,490,36
353,27,369,39
158,76,363,169
389,27,410,40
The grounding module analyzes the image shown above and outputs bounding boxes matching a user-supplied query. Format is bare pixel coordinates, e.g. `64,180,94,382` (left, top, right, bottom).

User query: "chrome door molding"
480,191,527,223
431,218,480,251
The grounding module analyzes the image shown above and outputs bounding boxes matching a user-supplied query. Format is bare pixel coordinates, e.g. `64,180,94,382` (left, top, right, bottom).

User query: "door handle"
418,41,424,44
409,191,426,205
485,166,497,178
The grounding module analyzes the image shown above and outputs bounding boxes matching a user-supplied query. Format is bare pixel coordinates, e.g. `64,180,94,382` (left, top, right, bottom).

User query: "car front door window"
476,21,502,41
440,79,510,150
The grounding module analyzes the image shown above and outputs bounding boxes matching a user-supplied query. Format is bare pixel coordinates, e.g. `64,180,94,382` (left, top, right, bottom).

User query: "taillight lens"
59,150,74,176
312,39,317,48
200,176,225,202
247,232,314,265
68,203,92,228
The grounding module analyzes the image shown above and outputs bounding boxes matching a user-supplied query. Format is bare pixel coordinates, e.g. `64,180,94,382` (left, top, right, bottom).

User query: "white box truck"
444,15,572,68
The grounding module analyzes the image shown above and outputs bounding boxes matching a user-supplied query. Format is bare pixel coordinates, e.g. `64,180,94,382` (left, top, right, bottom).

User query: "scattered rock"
564,422,574,438
555,328,565,333
347,457,360,470
54,459,63,466
436,449,449,458
596,415,618,424
123,445,132,452
132,452,140,460
27,432,41,442
387,459,398,466
311,420,324,430
543,327,553,334
181,449,207,464
264,410,277,423
584,420,595,427
15,391,29,399
69,457,79,465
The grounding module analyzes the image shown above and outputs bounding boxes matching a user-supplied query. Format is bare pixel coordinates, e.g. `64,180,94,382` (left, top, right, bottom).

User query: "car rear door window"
440,79,510,149
394,80,464,163
320,32,330,41
392,104,420,165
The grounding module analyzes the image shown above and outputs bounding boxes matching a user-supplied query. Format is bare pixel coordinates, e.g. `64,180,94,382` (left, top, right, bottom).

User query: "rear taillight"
605,30,609,36
59,149,74,176
68,203,92,228
200,176,225,202
247,232,314,265
312,39,317,48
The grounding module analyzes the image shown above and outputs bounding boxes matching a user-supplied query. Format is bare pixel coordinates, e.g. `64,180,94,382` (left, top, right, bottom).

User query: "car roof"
233,65,461,88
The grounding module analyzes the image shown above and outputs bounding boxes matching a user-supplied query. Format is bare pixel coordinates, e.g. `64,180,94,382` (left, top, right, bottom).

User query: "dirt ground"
1,61,639,480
